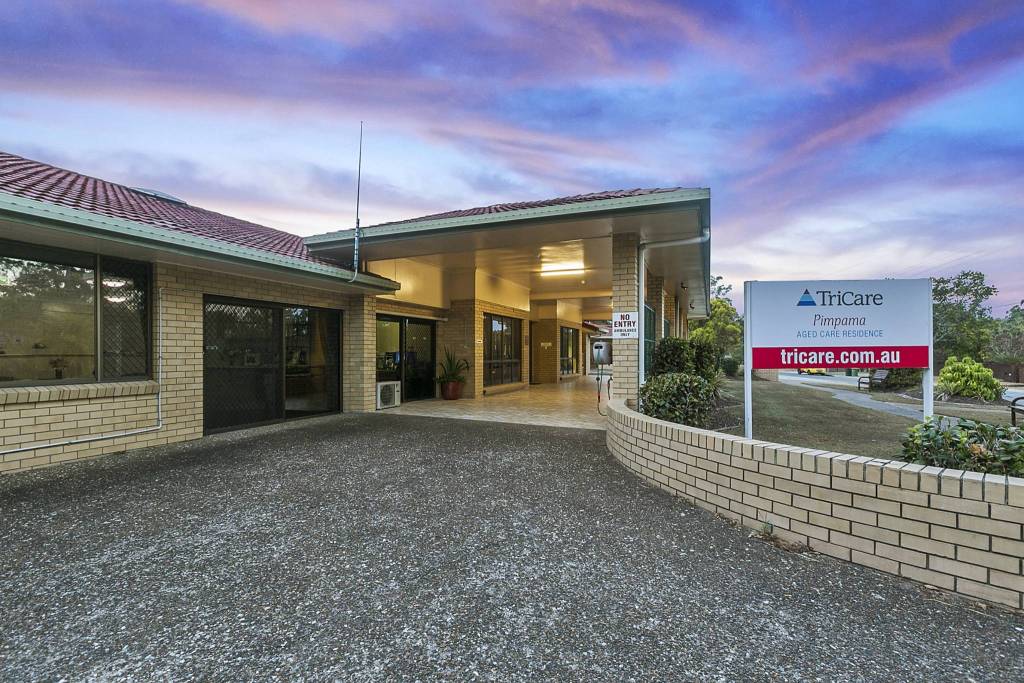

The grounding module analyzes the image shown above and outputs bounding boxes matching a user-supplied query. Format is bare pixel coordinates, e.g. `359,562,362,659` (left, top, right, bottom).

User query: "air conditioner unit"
376,381,402,410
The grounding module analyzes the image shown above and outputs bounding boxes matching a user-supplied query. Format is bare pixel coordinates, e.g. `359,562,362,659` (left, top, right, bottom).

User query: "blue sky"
1,0,1022,311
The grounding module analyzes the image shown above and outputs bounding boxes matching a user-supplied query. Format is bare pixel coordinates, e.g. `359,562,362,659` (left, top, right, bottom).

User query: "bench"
858,369,888,391
1013,397,1024,427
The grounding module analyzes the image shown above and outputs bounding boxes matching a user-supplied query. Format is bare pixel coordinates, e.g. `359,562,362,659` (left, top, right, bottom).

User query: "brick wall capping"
0,381,160,406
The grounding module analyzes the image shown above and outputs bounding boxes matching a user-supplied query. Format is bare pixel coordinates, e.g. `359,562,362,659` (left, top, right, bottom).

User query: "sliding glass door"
204,297,341,433
483,314,522,386
560,326,580,375
285,307,341,417
375,316,436,401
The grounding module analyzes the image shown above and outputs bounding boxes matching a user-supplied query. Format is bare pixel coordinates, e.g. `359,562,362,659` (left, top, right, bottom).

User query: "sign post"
744,279,933,439
743,283,753,438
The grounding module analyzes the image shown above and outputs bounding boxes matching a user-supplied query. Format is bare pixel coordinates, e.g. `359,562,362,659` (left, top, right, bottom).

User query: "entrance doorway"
376,316,436,401
203,297,341,432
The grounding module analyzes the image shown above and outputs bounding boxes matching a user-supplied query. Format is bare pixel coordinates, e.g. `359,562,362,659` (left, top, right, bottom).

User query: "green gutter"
305,188,711,246
0,191,399,293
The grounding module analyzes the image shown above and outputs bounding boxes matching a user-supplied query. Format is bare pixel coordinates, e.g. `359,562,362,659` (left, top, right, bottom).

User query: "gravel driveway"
1,414,1022,681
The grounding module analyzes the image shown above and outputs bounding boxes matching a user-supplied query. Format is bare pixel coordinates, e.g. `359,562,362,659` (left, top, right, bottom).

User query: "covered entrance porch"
304,187,712,412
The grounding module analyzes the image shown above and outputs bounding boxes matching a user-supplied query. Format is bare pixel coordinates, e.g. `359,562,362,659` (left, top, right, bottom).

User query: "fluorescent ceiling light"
539,261,585,276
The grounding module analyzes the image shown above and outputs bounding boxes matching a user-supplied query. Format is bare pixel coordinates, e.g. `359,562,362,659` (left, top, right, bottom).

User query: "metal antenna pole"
347,121,364,283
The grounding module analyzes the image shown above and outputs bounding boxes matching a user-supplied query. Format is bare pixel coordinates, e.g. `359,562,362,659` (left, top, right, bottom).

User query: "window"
483,313,521,386
644,305,656,372
560,326,580,375
0,240,150,387
101,258,150,380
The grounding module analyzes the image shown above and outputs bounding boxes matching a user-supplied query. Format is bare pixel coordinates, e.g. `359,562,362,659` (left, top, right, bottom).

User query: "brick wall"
607,399,1024,609
531,319,583,384
1,262,378,475
665,292,677,337
612,233,639,405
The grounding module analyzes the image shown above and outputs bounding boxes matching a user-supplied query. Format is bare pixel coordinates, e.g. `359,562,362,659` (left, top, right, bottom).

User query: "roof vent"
130,187,187,204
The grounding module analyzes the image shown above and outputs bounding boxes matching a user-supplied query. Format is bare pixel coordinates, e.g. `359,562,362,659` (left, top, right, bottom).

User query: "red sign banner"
752,345,930,370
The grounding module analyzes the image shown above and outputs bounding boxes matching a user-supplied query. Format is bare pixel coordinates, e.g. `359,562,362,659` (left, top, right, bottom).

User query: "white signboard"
747,279,932,369
612,311,639,339
743,278,933,438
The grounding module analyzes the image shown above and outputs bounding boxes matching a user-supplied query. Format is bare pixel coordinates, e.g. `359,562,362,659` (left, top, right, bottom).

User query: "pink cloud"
794,1,1021,86
179,0,409,44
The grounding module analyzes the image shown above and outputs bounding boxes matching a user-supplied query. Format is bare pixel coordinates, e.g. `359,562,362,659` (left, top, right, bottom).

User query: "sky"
1,0,1022,312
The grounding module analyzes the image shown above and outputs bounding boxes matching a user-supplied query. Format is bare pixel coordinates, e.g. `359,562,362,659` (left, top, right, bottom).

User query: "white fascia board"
0,191,399,292
304,188,711,246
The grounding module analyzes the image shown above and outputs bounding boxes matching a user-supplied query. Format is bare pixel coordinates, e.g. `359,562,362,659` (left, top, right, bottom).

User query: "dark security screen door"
404,319,435,401
204,300,283,432
376,316,435,401
204,298,341,432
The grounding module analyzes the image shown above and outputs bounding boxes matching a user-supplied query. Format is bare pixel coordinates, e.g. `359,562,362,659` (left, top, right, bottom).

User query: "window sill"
0,380,160,406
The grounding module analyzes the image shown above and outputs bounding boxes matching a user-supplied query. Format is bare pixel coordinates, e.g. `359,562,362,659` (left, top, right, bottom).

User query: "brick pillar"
343,293,377,412
612,232,639,405
648,276,665,341
531,319,559,384
439,299,478,397
664,292,677,337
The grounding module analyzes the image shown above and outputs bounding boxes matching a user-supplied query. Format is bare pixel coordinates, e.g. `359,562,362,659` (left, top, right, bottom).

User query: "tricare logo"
796,289,816,306
797,288,885,307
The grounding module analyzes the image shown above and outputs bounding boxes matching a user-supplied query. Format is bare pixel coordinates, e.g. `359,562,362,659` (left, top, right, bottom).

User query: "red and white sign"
612,311,639,339
746,279,931,370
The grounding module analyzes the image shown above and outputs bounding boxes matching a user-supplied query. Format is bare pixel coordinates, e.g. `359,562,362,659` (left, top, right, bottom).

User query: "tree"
690,295,743,357
932,270,998,361
990,302,1024,363
709,275,733,302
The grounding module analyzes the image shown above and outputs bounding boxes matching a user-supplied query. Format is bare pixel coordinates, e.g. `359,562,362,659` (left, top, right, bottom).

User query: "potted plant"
436,346,469,400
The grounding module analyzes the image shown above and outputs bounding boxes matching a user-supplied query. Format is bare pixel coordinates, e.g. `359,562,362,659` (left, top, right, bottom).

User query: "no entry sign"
742,278,933,438
746,279,932,370
612,311,639,339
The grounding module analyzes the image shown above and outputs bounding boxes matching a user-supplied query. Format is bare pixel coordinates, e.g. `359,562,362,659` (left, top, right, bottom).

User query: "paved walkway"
390,375,610,430
1,415,1021,681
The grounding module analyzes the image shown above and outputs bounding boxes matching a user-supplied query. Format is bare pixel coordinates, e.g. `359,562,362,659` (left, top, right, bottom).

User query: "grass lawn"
837,388,1015,426
717,378,915,459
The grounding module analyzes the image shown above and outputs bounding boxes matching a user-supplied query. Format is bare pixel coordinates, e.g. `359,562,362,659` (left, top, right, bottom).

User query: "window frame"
0,238,153,387
482,313,522,387
560,326,580,375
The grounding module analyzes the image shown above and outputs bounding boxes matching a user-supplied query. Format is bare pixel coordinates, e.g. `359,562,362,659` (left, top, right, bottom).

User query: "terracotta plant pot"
440,381,463,400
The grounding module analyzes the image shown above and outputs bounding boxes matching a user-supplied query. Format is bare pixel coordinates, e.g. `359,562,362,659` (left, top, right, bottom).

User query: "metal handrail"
1012,396,1024,428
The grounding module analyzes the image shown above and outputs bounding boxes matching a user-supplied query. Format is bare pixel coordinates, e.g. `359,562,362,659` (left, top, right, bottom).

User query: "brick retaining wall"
606,399,1024,609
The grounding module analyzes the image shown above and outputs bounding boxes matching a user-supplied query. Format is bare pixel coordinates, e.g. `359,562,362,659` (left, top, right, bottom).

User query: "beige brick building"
0,151,711,474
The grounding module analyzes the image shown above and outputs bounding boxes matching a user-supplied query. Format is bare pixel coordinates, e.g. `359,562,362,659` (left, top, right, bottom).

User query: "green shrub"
872,367,923,389
721,355,740,378
691,337,721,381
902,418,1024,476
648,337,720,382
638,372,714,428
936,356,1003,401
648,337,691,376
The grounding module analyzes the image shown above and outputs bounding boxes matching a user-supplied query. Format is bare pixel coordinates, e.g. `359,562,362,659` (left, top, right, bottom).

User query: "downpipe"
0,287,165,458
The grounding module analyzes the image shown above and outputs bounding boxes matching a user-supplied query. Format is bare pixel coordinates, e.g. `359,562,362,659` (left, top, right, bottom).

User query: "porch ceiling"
309,196,710,316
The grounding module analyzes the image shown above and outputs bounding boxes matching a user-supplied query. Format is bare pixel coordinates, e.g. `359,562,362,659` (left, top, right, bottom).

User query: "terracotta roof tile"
0,151,326,264
369,187,684,228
